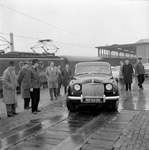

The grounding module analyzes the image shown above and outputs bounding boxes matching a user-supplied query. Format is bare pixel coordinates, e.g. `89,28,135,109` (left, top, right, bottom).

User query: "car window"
76,65,110,74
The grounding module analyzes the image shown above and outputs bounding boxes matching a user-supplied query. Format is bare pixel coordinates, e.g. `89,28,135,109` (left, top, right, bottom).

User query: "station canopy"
96,39,149,54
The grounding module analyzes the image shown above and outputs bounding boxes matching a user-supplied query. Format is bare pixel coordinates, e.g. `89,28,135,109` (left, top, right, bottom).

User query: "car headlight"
74,84,81,91
105,84,112,91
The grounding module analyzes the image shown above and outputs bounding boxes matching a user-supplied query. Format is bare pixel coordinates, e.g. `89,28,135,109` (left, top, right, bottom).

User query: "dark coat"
28,67,42,89
18,67,31,98
122,64,134,83
62,68,72,87
57,69,62,85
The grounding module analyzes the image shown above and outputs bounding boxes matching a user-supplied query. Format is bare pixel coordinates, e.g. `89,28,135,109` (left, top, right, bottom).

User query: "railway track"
0,105,118,150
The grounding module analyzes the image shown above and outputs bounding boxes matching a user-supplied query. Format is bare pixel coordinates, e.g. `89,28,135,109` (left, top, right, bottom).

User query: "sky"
0,0,149,56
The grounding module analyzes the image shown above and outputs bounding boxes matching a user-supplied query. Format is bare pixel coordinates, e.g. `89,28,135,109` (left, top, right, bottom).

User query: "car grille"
82,83,104,96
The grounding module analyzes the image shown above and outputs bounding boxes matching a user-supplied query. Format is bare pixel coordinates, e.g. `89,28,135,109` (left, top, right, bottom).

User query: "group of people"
2,59,72,117
119,57,145,91
2,57,145,117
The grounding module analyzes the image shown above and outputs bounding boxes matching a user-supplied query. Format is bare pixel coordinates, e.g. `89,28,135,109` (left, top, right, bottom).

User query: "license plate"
83,98,101,103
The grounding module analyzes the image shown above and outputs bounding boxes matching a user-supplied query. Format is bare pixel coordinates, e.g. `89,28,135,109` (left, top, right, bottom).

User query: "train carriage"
0,52,102,97
0,51,65,96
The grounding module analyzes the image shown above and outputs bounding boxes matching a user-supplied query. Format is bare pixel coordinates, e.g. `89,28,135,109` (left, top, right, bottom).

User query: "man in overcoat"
62,64,72,94
28,59,42,114
57,65,62,96
122,58,134,91
45,62,59,100
18,60,31,109
119,61,124,84
135,57,145,90
3,61,19,117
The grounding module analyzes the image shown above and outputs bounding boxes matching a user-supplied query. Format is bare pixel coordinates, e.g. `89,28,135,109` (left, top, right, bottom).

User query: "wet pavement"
0,78,149,150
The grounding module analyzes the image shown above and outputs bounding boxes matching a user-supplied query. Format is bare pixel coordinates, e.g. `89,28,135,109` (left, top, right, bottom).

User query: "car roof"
76,61,111,66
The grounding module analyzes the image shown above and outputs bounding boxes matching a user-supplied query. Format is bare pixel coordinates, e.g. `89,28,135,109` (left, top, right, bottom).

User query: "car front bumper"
67,95,119,103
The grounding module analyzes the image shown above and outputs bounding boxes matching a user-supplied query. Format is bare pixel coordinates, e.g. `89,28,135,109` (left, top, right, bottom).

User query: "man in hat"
3,61,19,117
28,59,42,114
122,58,134,91
62,64,72,94
18,60,31,109
57,65,62,96
135,57,145,90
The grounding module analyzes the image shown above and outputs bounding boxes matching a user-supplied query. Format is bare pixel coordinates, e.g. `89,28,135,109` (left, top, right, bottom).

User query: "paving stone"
88,139,115,147
92,133,119,141
81,144,111,150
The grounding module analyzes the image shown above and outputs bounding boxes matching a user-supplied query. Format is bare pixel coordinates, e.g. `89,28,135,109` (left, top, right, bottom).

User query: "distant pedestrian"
57,65,62,96
135,57,145,90
17,60,31,110
28,59,42,114
45,62,59,100
119,61,124,84
2,61,19,117
122,58,134,91
62,64,72,94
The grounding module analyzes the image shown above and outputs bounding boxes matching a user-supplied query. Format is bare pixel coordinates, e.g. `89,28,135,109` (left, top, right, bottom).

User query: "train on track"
0,50,137,97
0,51,102,97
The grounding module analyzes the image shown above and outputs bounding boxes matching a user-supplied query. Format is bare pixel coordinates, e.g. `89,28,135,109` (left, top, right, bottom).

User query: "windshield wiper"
76,72,89,76
92,72,101,74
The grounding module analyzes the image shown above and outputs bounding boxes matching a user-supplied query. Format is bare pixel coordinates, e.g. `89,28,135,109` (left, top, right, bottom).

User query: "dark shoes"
32,111,37,114
7,113,15,117
7,112,19,117
32,110,40,114
13,112,19,115
8,114,15,117
25,106,31,110
126,89,131,91
50,97,53,100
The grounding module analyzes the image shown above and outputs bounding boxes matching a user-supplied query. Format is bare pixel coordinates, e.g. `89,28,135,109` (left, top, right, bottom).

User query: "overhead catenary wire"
0,32,95,49
0,3,106,45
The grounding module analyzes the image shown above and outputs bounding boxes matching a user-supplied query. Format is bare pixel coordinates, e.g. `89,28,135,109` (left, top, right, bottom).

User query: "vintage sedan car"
66,62,120,112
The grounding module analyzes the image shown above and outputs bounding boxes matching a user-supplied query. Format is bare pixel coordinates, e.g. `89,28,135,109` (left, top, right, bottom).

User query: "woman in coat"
17,61,32,109
3,61,18,117
122,58,134,91
45,62,59,100
62,64,72,94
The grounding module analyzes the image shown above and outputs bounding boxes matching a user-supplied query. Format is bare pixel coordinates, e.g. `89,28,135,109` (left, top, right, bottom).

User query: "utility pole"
10,33,14,52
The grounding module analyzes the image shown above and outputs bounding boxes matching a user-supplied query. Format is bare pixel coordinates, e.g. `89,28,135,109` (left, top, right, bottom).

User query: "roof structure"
95,39,149,54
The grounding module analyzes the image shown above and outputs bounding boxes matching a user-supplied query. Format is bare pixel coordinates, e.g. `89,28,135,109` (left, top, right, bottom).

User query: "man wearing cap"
135,57,145,90
28,59,42,114
3,61,19,117
18,60,31,109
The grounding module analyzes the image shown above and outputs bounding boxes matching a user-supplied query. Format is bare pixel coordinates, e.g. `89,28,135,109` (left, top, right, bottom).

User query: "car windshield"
75,64,110,75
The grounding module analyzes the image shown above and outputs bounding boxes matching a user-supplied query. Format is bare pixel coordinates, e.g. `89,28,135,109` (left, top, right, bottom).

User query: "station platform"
0,79,149,150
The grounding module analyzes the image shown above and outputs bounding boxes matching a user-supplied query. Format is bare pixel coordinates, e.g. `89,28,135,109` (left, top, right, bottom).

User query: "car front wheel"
66,98,78,112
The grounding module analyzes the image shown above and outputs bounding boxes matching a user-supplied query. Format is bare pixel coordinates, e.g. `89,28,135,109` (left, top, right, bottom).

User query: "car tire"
66,98,78,112
111,100,119,111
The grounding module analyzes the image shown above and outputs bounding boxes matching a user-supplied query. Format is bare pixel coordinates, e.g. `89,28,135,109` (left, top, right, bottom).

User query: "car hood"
71,74,114,84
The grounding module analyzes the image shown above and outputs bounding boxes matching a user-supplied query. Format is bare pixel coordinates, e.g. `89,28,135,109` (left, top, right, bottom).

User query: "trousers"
125,83,131,91
30,88,40,112
24,98,30,109
137,74,145,88
6,104,16,116
49,88,57,98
